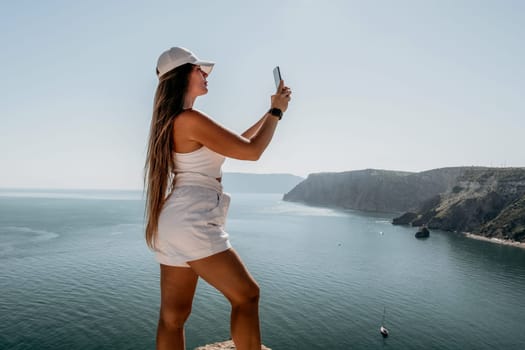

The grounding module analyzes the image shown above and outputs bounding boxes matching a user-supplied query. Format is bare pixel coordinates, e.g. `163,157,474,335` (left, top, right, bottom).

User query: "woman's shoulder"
178,108,210,120
175,108,217,129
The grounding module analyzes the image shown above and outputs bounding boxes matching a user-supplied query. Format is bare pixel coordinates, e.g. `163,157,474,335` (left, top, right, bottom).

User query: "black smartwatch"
268,108,283,120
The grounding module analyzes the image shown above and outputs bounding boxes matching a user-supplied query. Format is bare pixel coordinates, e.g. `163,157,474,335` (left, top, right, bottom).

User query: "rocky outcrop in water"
415,227,430,238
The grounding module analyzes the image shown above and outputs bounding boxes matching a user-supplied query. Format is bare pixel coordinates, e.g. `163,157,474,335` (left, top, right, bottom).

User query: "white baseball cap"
156,47,215,78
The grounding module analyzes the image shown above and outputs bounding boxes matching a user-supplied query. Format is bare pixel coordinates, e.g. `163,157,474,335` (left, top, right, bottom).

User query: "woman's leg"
157,264,199,350
188,248,261,350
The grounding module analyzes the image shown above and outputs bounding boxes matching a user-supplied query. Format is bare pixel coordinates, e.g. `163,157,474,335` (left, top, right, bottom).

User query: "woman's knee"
159,304,192,329
230,281,260,307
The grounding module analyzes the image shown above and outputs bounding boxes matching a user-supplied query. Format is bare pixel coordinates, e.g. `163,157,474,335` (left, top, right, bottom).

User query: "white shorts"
155,185,232,267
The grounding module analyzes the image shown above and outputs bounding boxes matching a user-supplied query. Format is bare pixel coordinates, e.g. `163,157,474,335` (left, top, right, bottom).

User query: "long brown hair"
143,63,194,250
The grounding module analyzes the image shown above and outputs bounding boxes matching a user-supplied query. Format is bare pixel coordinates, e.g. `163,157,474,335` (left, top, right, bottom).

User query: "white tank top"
173,146,225,192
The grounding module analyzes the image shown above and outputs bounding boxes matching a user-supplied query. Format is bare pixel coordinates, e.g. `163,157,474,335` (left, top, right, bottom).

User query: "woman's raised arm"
180,109,279,161
182,80,291,161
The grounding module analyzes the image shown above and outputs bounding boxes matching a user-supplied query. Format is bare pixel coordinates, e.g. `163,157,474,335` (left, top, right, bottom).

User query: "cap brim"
195,61,214,75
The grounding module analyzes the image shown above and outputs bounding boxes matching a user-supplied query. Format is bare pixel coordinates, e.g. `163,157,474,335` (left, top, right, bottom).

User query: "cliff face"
283,167,469,213
479,195,525,241
283,166,525,242
393,168,525,242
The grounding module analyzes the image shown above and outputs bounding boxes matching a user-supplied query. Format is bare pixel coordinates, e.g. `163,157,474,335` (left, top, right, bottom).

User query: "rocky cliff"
392,168,525,242
283,166,525,243
283,167,470,212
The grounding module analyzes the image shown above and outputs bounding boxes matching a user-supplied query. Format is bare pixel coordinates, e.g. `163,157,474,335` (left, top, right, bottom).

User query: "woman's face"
186,65,209,97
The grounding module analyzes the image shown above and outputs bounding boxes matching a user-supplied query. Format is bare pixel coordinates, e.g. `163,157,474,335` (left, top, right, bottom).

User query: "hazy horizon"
1,165,523,191
1,1,524,189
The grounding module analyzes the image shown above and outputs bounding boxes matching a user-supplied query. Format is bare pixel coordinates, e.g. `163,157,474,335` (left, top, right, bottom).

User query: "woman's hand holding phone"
271,80,291,113
271,64,292,114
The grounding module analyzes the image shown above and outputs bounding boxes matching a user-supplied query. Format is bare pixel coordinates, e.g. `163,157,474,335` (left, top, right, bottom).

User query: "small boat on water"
380,306,389,338
380,325,389,338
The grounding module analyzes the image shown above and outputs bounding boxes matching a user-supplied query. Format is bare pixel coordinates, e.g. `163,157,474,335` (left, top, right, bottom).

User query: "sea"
1,188,524,350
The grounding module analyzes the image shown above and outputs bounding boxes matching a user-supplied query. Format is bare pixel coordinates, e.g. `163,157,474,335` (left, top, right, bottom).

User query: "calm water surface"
1,189,524,349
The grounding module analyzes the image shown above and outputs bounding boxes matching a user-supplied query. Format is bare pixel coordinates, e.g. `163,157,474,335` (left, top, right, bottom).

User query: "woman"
143,47,291,350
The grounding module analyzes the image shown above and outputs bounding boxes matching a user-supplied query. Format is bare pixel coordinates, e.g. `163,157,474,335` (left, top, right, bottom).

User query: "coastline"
463,232,525,249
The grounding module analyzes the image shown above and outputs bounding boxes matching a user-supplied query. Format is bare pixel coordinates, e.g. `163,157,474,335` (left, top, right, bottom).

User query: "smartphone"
273,66,282,90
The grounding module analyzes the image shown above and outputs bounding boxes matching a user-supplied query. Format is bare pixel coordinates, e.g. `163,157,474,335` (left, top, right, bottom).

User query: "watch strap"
268,108,283,120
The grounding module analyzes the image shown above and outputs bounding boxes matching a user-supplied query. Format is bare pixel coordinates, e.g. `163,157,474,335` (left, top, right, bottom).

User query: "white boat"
380,307,389,338
380,325,389,338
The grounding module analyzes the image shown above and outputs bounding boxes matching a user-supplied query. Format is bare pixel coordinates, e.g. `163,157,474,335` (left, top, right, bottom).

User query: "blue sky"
1,0,524,189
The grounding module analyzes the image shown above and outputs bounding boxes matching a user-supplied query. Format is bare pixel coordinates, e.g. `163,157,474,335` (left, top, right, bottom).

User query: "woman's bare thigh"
188,248,259,304
159,264,199,317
